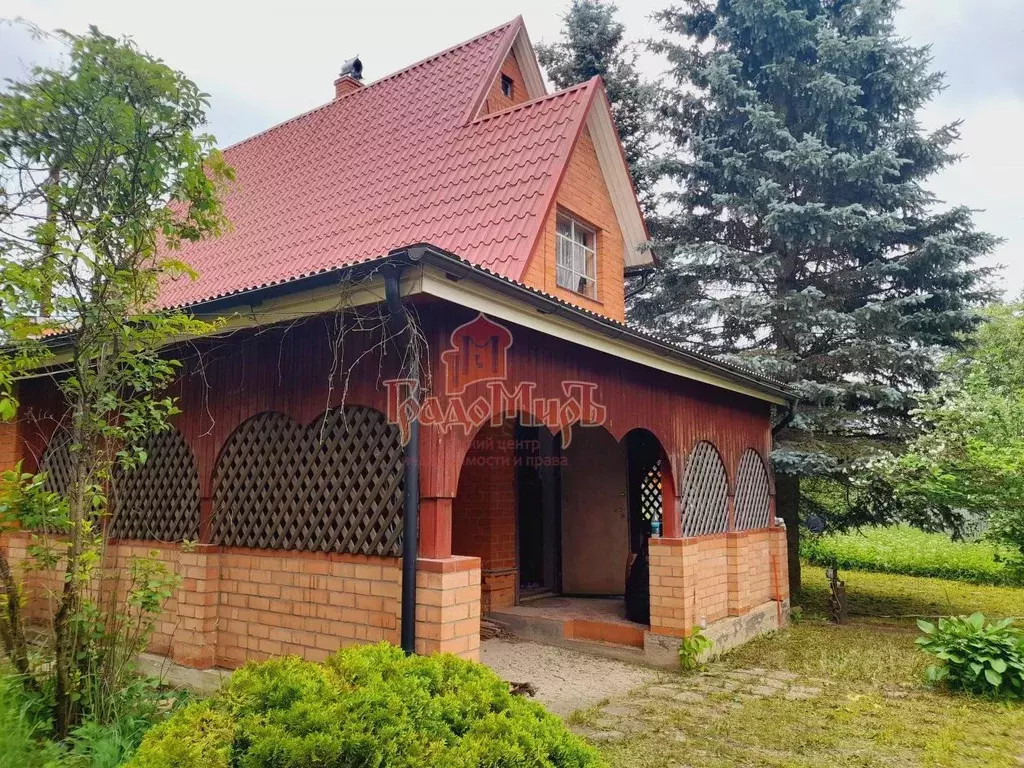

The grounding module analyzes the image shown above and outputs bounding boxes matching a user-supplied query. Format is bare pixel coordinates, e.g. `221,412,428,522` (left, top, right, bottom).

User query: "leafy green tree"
873,305,1024,561
631,0,998,590
0,25,230,735
537,0,659,210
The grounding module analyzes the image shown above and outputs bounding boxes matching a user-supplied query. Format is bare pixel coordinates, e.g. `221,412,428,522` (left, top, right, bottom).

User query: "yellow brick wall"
479,50,529,116
522,126,626,322
2,532,482,668
650,527,789,639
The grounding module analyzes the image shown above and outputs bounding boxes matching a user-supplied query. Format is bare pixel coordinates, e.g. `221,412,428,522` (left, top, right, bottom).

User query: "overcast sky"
3,0,1021,297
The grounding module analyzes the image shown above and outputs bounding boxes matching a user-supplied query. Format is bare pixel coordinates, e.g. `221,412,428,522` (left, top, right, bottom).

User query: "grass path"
577,567,1024,767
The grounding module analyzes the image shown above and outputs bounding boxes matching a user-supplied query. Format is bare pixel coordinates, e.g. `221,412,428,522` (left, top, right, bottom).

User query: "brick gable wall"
521,126,626,322
478,50,529,116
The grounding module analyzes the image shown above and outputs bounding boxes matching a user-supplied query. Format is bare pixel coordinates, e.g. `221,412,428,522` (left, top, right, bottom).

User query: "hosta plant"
678,626,714,671
916,613,1024,698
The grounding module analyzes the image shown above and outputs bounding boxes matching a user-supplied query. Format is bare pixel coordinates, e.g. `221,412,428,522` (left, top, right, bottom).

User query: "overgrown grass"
0,669,188,768
591,571,1024,767
0,673,61,768
802,524,1022,585
798,563,1024,623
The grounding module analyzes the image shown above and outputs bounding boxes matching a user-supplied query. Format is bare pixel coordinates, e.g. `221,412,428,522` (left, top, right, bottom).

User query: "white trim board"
417,266,786,405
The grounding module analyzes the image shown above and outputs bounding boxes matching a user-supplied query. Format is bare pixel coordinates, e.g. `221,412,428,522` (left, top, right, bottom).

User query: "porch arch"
210,405,404,555
680,440,729,537
39,428,73,498
622,427,678,543
109,428,200,542
733,448,772,531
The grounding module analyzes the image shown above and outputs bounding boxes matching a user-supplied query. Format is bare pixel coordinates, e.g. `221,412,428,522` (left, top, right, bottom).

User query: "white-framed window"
556,212,597,299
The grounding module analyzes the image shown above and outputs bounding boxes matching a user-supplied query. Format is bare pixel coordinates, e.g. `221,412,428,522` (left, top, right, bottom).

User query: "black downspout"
771,401,797,437
385,270,420,654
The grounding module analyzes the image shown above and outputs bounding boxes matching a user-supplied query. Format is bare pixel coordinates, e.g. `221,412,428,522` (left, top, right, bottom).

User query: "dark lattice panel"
639,459,662,523
734,449,771,531
681,441,729,537
40,430,74,498
211,407,405,556
109,429,200,541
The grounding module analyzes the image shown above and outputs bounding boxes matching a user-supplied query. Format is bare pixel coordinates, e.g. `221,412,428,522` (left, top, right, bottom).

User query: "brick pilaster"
171,545,221,669
649,537,691,637
414,555,481,660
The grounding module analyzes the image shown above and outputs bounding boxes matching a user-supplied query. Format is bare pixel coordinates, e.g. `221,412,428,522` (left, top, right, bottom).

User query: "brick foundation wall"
215,548,401,667
2,533,482,668
649,527,789,638
451,422,517,611
727,530,778,615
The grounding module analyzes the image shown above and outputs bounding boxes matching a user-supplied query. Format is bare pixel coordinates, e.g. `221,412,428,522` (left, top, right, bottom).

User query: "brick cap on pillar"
649,537,686,547
417,555,481,573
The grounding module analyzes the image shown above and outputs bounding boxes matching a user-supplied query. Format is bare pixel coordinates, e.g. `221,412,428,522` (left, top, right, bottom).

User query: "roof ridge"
469,78,595,125
366,16,521,93
219,18,521,154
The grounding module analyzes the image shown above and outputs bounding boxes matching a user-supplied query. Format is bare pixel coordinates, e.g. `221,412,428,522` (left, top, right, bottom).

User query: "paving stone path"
569,666,826,744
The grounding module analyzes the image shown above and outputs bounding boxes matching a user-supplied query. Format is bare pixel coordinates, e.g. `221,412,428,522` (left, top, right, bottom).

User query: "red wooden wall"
14,299,775,548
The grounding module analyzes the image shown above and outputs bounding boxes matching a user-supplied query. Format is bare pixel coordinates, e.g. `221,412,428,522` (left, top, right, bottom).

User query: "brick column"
0,416,22,472
648,537,691,637
170,545,221,669
414,555,481,660
726,531,745,616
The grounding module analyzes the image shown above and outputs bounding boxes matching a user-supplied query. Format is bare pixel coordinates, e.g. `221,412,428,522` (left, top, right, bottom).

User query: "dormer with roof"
159,17,652,323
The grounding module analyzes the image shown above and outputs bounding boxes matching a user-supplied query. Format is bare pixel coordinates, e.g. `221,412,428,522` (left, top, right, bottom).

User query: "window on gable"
556,212,597,300
500,74,514,98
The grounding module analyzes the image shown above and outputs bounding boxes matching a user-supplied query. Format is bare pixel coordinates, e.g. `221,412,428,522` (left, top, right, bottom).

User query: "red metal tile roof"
160,19,597,309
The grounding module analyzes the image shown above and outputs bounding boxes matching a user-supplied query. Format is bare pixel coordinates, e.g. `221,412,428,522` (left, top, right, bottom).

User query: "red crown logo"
441,313,513,395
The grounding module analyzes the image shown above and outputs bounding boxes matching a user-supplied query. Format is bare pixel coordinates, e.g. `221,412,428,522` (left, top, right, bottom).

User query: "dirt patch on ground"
480,638,659,716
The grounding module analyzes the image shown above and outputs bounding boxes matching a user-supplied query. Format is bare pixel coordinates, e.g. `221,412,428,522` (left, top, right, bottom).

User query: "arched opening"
734,448,772,531
681,440,729,537
622,428,675,625
453,418,668,643
211,406,404,555
109,428,200,542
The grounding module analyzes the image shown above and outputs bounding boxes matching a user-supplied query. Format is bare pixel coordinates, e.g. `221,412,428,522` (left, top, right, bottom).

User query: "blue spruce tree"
631,0,999,590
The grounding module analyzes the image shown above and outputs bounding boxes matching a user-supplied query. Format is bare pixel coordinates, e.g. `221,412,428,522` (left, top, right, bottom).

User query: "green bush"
125,701,233,768
802,525,1022,585
916,613,1024,698
128,643,602,768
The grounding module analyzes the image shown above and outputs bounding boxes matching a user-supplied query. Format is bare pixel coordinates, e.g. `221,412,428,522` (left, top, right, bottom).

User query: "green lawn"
802,524,1022,586
798,562,1024,622
583,567,1024,767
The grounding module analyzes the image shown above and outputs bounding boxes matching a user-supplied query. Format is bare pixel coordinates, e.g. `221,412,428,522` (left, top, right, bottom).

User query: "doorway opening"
515,423,560,599
453,419,673,646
